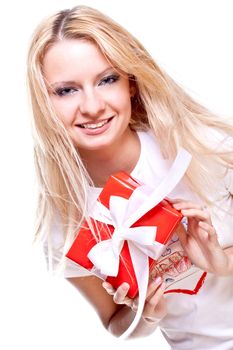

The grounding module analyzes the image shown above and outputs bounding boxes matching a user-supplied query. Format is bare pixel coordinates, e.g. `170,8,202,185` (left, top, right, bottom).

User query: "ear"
130,85,136,97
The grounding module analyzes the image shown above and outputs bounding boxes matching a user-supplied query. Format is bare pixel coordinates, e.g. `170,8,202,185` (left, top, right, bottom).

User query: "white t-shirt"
51,130,233,349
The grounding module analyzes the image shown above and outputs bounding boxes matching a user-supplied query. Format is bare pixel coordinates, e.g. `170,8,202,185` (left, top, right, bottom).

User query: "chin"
75,140,109,153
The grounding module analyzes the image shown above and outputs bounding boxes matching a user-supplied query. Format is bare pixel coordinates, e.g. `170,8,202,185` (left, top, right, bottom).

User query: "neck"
79,129,140,187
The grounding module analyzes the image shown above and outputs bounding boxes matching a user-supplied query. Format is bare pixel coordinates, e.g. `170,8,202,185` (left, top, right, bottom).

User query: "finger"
146,276,163,299
160,199,169,206
172,201,203,211
147,282,166,306
198,221,215,234
165,197,183,203
132,277,164,312
123,296,134,308
131,297,139,312
176,223,188,247
171,201,212,223
103,282,134,307
198,221,218,243
102,281,115,296
113,283,130,304
143,282,166,318
180,208,211,223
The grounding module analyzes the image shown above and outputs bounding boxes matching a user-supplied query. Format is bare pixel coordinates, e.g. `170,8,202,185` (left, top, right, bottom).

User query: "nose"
79,89,106,117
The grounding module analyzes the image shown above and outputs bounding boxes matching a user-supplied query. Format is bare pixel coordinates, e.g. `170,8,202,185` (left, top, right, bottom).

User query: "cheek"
109,88,132,114
50,97,77,125
120,93,132,119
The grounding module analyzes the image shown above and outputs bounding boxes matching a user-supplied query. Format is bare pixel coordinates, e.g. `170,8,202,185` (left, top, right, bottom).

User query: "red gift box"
66,172,183,298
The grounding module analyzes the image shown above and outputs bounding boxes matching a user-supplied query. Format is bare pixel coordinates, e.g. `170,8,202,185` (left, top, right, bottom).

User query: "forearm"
108,305,159,339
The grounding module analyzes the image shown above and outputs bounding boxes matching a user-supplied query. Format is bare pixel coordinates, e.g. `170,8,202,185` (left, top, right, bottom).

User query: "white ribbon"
88,148,192,339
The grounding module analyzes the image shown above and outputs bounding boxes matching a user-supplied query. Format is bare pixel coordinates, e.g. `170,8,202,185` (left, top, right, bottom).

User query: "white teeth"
81,119,109,129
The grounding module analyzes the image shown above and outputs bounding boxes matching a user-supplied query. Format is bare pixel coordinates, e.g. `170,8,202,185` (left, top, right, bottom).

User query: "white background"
1,1,233,349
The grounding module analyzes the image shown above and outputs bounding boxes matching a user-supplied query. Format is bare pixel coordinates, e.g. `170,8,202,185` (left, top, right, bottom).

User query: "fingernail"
102,282,111,290
102,283,107,291
155,276,162,284
173,203,181,209
122,283,130,290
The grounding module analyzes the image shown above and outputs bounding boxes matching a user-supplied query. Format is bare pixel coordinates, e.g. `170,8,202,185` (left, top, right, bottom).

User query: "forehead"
43,39,113,83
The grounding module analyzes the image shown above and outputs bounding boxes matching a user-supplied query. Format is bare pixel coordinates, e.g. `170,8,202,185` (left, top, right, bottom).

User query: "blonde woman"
27,5,233,348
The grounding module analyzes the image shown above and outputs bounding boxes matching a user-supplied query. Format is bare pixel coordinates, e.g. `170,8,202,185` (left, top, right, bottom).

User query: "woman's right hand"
102,276,167,323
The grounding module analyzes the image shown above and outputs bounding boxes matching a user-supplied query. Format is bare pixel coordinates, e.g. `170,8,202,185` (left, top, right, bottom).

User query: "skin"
43,39,140,187
43,38,233,338
172,199,233,276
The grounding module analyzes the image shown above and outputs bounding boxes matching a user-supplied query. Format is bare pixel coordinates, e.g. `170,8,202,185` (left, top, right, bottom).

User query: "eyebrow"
49,66,118,89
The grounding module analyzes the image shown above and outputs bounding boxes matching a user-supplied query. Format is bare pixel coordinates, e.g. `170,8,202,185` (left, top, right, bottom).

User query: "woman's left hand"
170,199,231,276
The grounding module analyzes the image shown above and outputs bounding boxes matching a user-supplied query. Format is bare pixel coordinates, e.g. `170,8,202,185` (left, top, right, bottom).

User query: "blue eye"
99,74,120,86
54,87,78,97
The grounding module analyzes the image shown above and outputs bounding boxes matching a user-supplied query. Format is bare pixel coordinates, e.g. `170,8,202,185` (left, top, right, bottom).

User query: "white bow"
87,148,192,339
88,196,164,276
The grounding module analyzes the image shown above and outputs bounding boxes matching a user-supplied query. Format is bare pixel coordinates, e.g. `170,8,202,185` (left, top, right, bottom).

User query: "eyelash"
54,74,120,97
99,74,120,86
54,87,77,97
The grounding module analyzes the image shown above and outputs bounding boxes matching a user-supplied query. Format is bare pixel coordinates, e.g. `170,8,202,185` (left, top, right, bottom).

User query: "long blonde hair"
27,5,233,271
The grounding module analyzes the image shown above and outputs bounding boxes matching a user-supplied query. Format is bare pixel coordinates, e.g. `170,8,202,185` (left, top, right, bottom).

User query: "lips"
77,117,113,130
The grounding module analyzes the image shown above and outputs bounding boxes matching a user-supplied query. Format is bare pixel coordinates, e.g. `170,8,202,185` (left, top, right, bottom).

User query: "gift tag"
149,233,207,295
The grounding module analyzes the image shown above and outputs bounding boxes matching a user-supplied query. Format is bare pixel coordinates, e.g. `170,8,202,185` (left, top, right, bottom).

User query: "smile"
77,117,113,130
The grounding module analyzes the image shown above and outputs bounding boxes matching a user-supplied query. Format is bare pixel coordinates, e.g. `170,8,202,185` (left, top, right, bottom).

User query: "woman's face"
43,39,133,154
